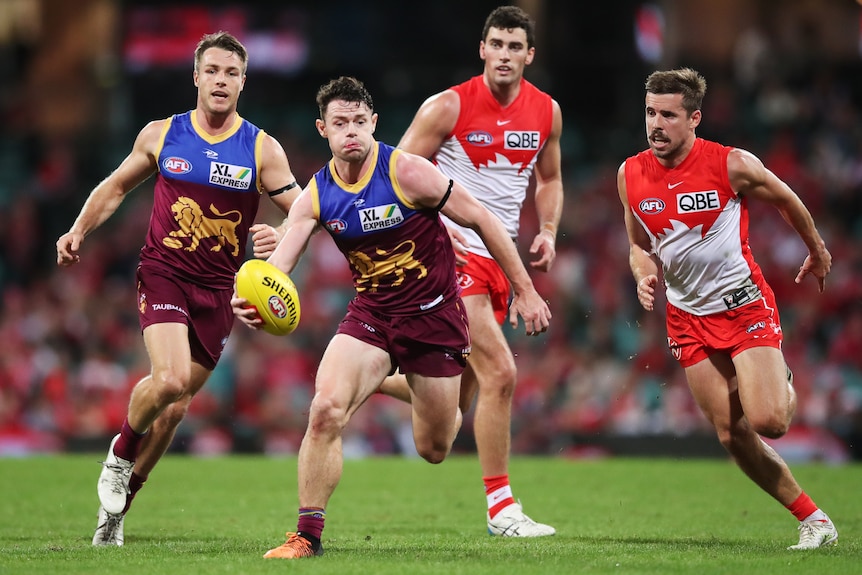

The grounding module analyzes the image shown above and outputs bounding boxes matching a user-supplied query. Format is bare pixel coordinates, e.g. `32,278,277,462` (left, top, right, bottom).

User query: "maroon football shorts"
337,297,471,377
136,264,233,371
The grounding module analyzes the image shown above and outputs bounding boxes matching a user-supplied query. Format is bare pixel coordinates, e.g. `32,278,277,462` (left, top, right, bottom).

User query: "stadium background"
0,0,860,462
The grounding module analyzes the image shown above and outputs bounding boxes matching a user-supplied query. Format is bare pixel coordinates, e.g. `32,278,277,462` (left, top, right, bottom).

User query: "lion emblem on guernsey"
162,197,242,256
349,240,427,292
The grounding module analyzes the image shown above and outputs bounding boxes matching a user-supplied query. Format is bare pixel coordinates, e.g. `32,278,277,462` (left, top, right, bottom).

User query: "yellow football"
235,259,301,336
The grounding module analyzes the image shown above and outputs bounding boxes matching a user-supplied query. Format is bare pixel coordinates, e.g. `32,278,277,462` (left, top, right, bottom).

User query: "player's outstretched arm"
56,120,161,266
617,161,660,311
396,152,550,335
250,134,303,259
232,188,316,329
727,148,832,292
529,99,564,272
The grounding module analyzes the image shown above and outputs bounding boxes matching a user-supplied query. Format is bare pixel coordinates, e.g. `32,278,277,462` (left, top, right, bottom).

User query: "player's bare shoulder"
128,118,170,165
727,147,769,195
423,89,460,117
393,150,447,209
550,98,563,132
616,160,629,201
414,90,460,133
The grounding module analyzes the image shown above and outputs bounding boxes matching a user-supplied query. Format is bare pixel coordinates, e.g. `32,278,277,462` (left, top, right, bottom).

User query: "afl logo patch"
325,219,347,234
163,157,192,174
268,295,287,319
466,131,493,146
639,198,665,214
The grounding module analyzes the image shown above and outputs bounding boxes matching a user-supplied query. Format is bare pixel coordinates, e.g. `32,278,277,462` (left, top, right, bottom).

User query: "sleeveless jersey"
624,138,768,316
311,141,458,316
435,75,553,258
140,111,264,290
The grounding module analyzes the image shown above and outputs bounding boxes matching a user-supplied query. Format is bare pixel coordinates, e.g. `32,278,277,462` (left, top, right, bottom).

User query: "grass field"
0,454,858,574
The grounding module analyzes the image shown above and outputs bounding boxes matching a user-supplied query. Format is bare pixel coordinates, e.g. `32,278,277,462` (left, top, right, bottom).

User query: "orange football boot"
263,532,323,559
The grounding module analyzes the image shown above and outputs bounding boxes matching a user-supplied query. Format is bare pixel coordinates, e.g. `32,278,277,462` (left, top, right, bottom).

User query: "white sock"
801,509,828,523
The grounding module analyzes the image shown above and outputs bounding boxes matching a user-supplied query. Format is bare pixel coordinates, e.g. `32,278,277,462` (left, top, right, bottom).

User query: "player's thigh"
731,346,792,420
316,333,392,417
143,322,193,382
408,372,461,439
684,353,738,429
462,294,514,371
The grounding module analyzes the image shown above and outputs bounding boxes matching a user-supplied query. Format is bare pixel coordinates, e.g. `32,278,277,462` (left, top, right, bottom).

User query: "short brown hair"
194,31,248,74
645,68,707,115
482,5,535,48
316,76,374,119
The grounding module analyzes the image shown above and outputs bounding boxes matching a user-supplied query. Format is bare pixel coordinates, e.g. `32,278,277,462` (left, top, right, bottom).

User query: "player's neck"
483,75,521,107
656,136,697,169
195,108,237,136
331,154,372,185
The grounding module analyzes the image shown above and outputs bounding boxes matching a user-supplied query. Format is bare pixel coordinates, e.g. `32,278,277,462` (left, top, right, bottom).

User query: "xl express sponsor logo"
360,204,404,232
209,162,252,189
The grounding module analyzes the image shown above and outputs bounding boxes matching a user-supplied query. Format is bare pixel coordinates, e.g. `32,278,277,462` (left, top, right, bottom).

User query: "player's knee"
483,360,517,396
415,440,450,464
149,370,188,406
307,395,348,437
748,413,790,439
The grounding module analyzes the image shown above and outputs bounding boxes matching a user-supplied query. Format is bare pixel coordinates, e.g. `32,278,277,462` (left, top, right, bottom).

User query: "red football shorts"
337,297,471,377
456,253,511,325
136,264,233,371
665,286,783,368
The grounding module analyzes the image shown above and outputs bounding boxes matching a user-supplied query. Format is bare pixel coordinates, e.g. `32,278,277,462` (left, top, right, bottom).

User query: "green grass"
0,455,858,574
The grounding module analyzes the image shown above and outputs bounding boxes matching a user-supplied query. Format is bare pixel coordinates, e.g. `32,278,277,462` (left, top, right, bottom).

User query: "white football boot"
787,518,838,550
487,502,556,537
92,505,125,546
97,434,134,514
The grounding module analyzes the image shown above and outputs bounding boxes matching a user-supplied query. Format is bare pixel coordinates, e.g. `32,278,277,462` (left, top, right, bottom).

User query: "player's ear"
315,118,326,138
690,109,702,129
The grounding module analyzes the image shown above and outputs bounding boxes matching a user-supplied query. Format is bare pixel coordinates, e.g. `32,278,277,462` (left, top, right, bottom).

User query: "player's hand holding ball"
232,259,301,335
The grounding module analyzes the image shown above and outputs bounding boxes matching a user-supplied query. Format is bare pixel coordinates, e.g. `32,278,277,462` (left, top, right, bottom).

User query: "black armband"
267,181,298,197
434,179,454,211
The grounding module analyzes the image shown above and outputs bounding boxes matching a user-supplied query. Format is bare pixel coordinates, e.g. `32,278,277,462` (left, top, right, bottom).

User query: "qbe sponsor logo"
504,131,540,150
677,190,720,213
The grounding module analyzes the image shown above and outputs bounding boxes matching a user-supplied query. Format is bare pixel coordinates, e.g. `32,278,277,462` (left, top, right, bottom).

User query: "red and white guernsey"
434,75,553,258
624,138,769,316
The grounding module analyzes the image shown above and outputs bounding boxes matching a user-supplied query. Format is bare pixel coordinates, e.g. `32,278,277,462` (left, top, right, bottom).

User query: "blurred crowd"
1,16,861,462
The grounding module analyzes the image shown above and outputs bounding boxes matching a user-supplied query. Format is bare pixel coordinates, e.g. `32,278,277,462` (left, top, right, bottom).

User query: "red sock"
297,507,325,541
484,474,515,519
787,492,818,522
113,418,145,462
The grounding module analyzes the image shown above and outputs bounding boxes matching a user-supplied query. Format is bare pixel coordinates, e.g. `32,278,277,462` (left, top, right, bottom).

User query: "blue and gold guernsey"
140,110,265,289
312,142,459,316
